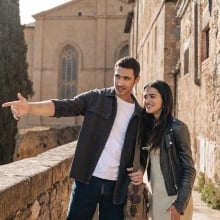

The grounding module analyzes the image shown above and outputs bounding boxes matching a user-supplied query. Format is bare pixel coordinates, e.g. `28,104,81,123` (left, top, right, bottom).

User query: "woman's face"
143,86,163,120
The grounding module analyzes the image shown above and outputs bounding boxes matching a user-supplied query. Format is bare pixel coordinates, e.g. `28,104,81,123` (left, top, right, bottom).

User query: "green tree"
0,0,34,164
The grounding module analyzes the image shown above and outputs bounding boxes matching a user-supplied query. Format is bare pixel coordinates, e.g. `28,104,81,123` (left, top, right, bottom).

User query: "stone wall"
130,0,179,101
128,0,220,186
14,126,80,161
0,142,75,220
175,0,220,184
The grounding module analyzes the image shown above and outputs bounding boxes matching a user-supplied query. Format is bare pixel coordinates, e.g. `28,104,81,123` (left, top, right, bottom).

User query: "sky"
19,0,71,24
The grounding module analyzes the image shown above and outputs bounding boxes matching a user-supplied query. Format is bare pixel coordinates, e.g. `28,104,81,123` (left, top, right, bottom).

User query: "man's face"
114,66,139,102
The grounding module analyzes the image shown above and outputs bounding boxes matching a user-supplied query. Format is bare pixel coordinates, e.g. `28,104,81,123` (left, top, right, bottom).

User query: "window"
184,48,189,75
147,42,149,64
201,27,210,61
154,26,157,51
119,44,129,58
60,47,78,98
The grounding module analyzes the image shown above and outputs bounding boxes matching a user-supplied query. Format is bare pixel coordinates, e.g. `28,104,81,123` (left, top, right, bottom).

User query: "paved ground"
192,190,220,219
93,190,219,219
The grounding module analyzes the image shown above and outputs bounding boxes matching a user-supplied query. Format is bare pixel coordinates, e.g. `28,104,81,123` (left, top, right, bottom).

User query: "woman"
138,80,196,220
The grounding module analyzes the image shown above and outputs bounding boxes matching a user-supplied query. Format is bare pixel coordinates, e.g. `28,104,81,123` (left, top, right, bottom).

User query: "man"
2,56,143,220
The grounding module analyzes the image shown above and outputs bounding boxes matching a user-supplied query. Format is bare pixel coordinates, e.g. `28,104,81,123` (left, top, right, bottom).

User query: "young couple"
2,56,196,220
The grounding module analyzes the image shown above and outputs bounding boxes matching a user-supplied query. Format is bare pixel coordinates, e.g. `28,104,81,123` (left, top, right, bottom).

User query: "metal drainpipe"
171,61,180,117
135,0,139,58
208,0,212,13
173,70,178,117
194,1,201,86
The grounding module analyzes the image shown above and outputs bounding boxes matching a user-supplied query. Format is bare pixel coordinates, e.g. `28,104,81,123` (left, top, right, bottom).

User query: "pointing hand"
2,93,30,120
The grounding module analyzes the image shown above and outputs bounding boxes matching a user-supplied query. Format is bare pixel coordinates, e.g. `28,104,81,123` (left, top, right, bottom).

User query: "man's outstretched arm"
2,93,55,120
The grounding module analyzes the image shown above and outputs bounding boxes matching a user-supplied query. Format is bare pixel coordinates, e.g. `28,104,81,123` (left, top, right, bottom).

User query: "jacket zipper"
167,130,178,191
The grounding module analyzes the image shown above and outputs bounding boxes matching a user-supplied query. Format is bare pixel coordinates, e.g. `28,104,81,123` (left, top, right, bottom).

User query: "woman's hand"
127,167,143,185
167,205,180,220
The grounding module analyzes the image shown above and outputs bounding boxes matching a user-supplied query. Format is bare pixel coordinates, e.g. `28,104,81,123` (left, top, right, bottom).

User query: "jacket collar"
105,87,143,117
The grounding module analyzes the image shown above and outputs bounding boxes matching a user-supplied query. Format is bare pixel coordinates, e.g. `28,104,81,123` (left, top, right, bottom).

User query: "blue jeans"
66,176,124,220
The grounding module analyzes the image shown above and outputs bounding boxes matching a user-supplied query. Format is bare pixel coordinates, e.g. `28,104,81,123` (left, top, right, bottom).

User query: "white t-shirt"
93,96,135,180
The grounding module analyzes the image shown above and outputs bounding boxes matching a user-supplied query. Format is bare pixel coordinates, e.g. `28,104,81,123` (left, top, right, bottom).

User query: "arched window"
60,47,78,98
119,44,129,58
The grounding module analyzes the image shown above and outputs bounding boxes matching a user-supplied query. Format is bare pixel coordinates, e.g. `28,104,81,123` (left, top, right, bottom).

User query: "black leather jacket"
141,117,196,214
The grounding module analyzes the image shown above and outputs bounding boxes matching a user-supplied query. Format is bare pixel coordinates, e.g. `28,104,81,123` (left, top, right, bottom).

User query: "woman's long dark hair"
140,80,173,149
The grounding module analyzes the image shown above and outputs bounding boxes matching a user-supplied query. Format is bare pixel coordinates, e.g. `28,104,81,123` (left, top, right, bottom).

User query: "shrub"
196,172,220,209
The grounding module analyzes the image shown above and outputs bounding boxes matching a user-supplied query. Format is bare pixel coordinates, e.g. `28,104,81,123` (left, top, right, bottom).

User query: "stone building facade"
20,0,131,128
127,0,220,185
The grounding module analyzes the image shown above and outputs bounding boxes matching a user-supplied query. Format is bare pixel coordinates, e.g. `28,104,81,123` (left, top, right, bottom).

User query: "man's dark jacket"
52,87,143,204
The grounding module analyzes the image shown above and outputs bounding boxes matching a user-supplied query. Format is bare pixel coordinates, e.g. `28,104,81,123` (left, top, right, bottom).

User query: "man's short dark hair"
114,56,140,78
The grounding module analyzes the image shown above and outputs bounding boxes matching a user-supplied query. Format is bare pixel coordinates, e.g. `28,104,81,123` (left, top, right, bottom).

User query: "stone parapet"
14,126,80,161
0,142,76,220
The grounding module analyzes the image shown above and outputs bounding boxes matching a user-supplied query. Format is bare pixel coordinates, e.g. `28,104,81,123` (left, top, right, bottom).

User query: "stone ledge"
0,141,76,220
